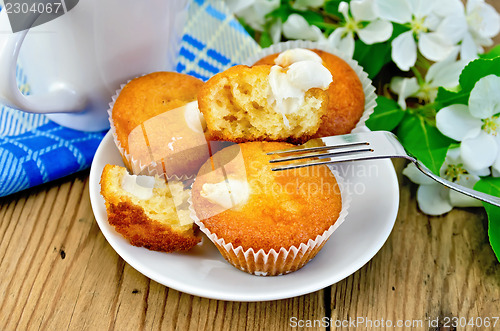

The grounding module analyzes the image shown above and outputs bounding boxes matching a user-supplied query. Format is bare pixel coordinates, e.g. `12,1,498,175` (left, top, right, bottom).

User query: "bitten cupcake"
100,164,200,252
254,47,365,137
110,71,208,178
197,59,332,144
190,141,348,276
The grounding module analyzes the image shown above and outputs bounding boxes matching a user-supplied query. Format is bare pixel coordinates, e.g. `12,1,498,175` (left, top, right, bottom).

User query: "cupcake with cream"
190,141,349,276
197,50,333,144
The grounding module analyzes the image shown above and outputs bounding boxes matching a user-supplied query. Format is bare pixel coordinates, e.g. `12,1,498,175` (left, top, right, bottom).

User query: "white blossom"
390,54,467,110
282,14,325,41
403,147,484,216
463,0,500,60
374,0,456,71
325,0,392,58
433,0,500,61
436,75,500,173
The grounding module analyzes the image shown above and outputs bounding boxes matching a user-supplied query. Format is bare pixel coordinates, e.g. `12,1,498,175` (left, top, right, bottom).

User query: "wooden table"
1,158,500,331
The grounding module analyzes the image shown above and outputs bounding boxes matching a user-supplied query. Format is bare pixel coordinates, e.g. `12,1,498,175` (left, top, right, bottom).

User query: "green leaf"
435,57,500,111
266,3,294,22
353,40,392,79
259,30,273,48
396,113,454,174
366,96,405,131
480,44,500,60
474,177,500,261
324,0,346,18
301,11,325,25
459,57,500,94
435,87,469,110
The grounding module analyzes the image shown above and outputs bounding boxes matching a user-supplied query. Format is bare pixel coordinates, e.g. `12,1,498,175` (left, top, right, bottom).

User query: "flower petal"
391,30,417,71
436,14,468,44
351,0,377,21
408,0,435,17
283,14,324,41
460,32,480,61
433,0,464,17
269,19,283,44
390,76,419,110
449,189,484,207
358,19,393,44
447,168,482,207
418,32,455,62
327,28,355,58
417,184,453,215
338,1,350,19
403,163,436,185
436,104,482,141
492,137,500,176
493,155,500,177
461,131,498,171
469,75,500,120
467,0,500,38
427,58,467,89
373,0,412,23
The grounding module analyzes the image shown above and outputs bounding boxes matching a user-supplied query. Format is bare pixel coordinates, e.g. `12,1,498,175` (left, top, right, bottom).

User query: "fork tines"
267,141,373,171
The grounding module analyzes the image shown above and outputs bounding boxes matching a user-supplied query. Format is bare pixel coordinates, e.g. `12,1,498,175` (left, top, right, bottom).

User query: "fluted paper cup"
189,166,351,276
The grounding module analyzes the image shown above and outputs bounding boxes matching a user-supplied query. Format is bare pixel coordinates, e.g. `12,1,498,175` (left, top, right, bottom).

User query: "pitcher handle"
0,9,86,113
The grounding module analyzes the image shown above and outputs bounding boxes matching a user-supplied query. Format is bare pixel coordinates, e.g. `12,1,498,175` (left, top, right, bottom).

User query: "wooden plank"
0,172,326,331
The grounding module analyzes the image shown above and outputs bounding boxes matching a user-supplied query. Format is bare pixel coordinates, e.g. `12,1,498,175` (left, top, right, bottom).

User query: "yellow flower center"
482,116,499,136
444,164,468,182
411,16,428,35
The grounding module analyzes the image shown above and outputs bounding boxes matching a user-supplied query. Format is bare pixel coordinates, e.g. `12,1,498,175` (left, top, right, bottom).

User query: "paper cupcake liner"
107,78,197,181
188,166,351,276
243,40,377,133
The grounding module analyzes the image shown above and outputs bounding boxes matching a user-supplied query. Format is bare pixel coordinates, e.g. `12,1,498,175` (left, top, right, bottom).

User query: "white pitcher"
0,0,189,131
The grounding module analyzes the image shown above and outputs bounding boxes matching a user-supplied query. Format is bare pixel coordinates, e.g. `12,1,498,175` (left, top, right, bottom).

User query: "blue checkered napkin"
176,0,260,80
0,0,260,197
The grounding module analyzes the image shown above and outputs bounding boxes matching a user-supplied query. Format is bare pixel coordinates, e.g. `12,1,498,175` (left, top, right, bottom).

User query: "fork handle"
414,161,500,208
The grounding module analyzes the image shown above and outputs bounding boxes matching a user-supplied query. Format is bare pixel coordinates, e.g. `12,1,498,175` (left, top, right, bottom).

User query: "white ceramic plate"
89,131,399,302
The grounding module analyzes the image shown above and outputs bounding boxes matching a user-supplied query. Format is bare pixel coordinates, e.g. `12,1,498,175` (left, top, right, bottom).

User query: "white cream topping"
200,179,250,209
268,60,332,127
184,101,206,133
274,48,323,67
121,173,156,200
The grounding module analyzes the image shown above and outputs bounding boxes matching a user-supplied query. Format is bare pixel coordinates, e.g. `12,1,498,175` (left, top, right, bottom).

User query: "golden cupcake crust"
254,49,365,136
106,202,200,252
191,141,342,252
197,64,328,144
111,72,206,176
100,164,201,252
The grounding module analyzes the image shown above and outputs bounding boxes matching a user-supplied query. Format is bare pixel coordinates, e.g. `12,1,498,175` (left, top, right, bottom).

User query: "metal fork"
268,131,500,207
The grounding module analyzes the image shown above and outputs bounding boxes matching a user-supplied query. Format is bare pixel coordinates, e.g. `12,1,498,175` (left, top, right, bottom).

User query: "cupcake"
197,59,332,144
190,141,349,276
110,71,209,178
246,40,376,136
100,164,200,252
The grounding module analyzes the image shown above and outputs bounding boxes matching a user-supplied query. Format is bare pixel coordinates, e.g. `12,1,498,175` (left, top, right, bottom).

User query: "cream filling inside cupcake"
200,179,250,209
267,60,332,127
121,173,156,200
184,101,207,133
274,48,323,67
